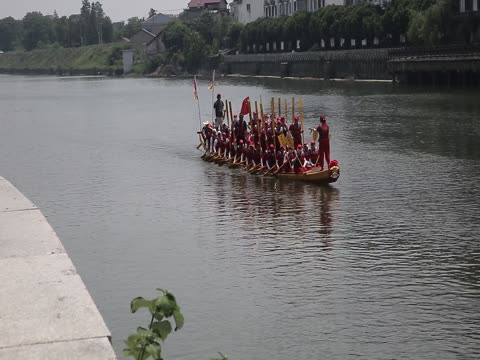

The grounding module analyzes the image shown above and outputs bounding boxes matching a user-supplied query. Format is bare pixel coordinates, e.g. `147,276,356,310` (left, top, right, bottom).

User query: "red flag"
240,97,250,116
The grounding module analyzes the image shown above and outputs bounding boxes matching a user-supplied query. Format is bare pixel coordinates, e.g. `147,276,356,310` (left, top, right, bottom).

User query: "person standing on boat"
213,93,225,130
289,115,303,148
316,115,331,169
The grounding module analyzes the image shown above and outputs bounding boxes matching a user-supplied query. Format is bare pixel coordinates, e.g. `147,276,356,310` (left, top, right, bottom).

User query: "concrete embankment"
222,49,393,81
0,177,115,359
222,45,480,85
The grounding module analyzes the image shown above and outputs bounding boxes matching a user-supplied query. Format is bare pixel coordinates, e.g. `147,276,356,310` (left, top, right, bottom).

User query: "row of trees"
0,1,114,51
0,1,160,52
239,0,455,52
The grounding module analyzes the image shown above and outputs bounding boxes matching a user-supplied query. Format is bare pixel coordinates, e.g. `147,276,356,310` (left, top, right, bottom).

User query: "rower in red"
266,144,276,170
316,115,330,169
234,114,248,143
289,115,303,148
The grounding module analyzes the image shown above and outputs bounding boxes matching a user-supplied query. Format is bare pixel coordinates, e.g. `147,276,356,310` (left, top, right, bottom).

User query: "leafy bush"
123,289,185,360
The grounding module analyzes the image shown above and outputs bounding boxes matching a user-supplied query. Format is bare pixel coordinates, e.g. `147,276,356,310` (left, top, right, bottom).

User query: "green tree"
112,21,125,41
407,0,453,45
123,17,143,38
283,11,312,50
90,1,105,44
227,22,243,49
66,14,82,47
80,0,92,45
53,15,69,47
382,0,412,44
102,17,114,43
0,17,18,51
309,6,344,47
22,12,52,50
163,20,207,72
189,11,215,44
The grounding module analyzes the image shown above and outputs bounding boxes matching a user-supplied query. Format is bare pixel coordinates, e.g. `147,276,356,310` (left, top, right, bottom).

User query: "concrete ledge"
0,178,37,212
0,209,65,259
0,338,115,360
0,176,115,359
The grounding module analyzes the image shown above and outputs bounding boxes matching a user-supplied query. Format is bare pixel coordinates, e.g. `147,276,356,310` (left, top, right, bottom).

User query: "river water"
0,74,479,360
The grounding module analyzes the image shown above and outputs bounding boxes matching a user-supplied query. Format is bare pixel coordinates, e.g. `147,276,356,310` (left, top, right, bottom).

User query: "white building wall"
324,0,344,5
231,0,264,24
328,0,345,5
306,0,344,10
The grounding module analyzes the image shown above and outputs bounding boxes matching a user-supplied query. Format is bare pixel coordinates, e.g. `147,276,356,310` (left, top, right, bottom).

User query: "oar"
263,162,280,176
273,158,291,175
248,164,259,172
251,164,267,174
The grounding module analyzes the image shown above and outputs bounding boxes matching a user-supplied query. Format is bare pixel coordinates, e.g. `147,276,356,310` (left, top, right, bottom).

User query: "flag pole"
211,70,215,124
194,75,202,131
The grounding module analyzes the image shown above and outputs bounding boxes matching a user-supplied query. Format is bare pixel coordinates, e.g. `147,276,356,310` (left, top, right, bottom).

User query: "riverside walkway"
0,176,115,359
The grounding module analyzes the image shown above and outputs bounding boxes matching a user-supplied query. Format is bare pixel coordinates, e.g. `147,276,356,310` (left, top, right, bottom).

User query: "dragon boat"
201,152,340,185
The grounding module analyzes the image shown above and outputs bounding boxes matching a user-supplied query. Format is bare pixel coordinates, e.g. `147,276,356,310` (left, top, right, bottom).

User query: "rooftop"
188,0,225,8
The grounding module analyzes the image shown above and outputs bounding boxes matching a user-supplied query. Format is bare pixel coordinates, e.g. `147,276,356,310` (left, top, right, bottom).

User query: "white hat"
203,121,209,126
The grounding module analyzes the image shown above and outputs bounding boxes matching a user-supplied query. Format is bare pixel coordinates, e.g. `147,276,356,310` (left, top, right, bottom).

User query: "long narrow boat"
201,153,340,185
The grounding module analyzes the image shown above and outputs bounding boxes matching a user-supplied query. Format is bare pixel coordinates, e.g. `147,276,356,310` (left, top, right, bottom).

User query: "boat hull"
275,167,340,184
201,154,340,185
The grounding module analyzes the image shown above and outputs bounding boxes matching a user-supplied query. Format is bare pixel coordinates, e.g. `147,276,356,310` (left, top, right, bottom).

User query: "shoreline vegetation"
0,43,129,75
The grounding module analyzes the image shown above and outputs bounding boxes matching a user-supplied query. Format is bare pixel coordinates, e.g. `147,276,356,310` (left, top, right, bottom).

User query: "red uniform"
288,150,297,173
294,149,307,173
289,122,302,148
316,122,330,169
266,128,274,147
266,148,276,168
234,120,247,143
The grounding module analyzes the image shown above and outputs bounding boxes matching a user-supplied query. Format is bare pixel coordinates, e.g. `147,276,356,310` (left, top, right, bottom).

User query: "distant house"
188,0,229,11
129,13,173,55
454,0,480,42
263,0,346,18
230,0,264,24
458,0,479,12
182,0,229,20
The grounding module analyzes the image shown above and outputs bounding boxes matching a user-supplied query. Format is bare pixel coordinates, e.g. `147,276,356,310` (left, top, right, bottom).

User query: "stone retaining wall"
222,49,393,80
0,176,116,360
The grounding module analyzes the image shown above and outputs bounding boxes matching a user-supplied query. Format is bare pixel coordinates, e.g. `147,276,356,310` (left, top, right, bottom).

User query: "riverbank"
0,176,115,359
0,43,130,76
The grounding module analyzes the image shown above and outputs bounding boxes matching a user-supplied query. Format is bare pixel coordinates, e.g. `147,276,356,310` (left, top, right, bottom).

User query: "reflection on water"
0,75,479,360
204,167,340,252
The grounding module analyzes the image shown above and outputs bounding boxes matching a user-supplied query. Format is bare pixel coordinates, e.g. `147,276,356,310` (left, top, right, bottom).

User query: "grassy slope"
0,43,128,71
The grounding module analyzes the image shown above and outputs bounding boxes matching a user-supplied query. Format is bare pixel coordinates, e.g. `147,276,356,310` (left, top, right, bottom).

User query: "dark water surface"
1,75,479,360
